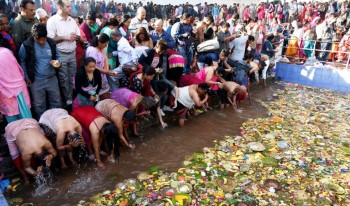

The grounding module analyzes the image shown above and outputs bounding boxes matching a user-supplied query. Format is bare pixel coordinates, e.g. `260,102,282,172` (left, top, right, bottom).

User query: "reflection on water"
19,82,278,205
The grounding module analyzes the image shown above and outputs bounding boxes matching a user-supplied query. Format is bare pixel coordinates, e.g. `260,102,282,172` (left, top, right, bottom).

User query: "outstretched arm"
117,120,135,149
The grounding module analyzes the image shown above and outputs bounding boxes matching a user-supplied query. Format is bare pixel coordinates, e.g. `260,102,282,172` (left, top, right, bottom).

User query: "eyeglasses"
25,8,36,13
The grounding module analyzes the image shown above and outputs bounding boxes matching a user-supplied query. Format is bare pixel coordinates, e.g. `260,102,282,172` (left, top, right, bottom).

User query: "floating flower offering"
79,84,350,205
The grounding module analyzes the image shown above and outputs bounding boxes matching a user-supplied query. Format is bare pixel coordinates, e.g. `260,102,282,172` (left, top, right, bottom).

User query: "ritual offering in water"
79,84,350,205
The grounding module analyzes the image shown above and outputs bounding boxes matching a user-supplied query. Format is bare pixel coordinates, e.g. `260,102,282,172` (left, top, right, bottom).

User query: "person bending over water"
95,99,137,149
39,108,84,169
5,118,57,183
111,88,156,135
71,106,118,169
171,83,210,126
222,81,247,110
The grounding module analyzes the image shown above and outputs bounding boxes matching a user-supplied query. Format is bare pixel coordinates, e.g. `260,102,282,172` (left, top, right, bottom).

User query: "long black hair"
39,123,57,149
102,123,120,161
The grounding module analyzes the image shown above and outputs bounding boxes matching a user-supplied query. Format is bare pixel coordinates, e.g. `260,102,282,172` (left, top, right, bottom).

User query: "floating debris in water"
79,84,350,205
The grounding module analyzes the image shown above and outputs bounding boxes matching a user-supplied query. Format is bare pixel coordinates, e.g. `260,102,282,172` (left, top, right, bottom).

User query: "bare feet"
97,161,105,169
61,164,68,169
71,160,78,166
134,133,143,139
107,156,116,163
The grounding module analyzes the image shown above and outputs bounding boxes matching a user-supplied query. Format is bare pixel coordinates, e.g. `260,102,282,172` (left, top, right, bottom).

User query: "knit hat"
35,8,48,20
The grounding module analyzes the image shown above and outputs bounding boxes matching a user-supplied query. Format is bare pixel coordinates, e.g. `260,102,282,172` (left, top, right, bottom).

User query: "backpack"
197,38,220,53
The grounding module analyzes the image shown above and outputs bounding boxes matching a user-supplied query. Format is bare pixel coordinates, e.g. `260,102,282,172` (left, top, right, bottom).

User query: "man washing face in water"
217,67,248,110
39,108,84,169
5,118,57,184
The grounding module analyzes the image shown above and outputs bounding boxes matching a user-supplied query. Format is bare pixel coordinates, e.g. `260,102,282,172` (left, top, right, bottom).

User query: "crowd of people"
1,0,349,184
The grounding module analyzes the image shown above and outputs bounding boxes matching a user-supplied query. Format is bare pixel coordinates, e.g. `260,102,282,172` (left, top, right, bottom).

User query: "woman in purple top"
111,88,156,137
111,88,156,112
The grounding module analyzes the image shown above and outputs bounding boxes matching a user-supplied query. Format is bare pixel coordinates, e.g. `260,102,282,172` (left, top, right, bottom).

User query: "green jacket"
11,15,38,51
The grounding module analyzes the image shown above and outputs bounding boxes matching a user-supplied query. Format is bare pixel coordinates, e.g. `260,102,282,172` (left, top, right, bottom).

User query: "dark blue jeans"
177,45,193,74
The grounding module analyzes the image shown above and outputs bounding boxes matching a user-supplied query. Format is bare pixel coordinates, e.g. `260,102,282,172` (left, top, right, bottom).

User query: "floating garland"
79,84,350,206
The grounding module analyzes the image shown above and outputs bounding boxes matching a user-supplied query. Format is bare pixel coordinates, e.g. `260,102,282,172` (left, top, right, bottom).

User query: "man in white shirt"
46,0,81,105
230,34,255,61
129,7,148,35
109,29,137,90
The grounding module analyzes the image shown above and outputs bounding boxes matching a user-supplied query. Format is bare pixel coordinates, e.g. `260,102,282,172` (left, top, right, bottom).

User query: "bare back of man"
17,128,56,178
222,81,240,95
55,117,83,168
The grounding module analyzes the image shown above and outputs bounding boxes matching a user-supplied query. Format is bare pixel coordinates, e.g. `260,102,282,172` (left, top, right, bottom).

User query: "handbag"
122,63,138,76
197,38,220,53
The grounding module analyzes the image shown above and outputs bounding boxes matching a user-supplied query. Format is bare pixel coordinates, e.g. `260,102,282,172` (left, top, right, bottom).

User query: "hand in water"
161,122,168,128
36,166,43,175
128,143,136,149
44,154,53,167
97,161,105,169
233,103,237,110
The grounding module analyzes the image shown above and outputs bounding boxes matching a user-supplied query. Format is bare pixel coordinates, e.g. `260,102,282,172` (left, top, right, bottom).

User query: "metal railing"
277,37,350,69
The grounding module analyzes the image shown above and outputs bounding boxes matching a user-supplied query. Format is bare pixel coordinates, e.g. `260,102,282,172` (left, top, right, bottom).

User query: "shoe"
162,105,174,112
66,100,73,105
160,110,165,116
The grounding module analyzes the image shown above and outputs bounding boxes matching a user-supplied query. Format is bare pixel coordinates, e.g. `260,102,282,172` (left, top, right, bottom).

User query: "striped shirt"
129,17,149,34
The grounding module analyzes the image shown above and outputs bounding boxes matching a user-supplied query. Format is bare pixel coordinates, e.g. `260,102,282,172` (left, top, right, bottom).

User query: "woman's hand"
217,82,223,89
107,71,118,76
232,102,238,110
128,143,136,149
173,101,178,109
44,154,54,167
89,95,97,102
161,122,168,128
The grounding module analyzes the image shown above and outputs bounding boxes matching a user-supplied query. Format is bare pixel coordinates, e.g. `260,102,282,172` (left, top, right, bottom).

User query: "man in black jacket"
18,23,62,119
